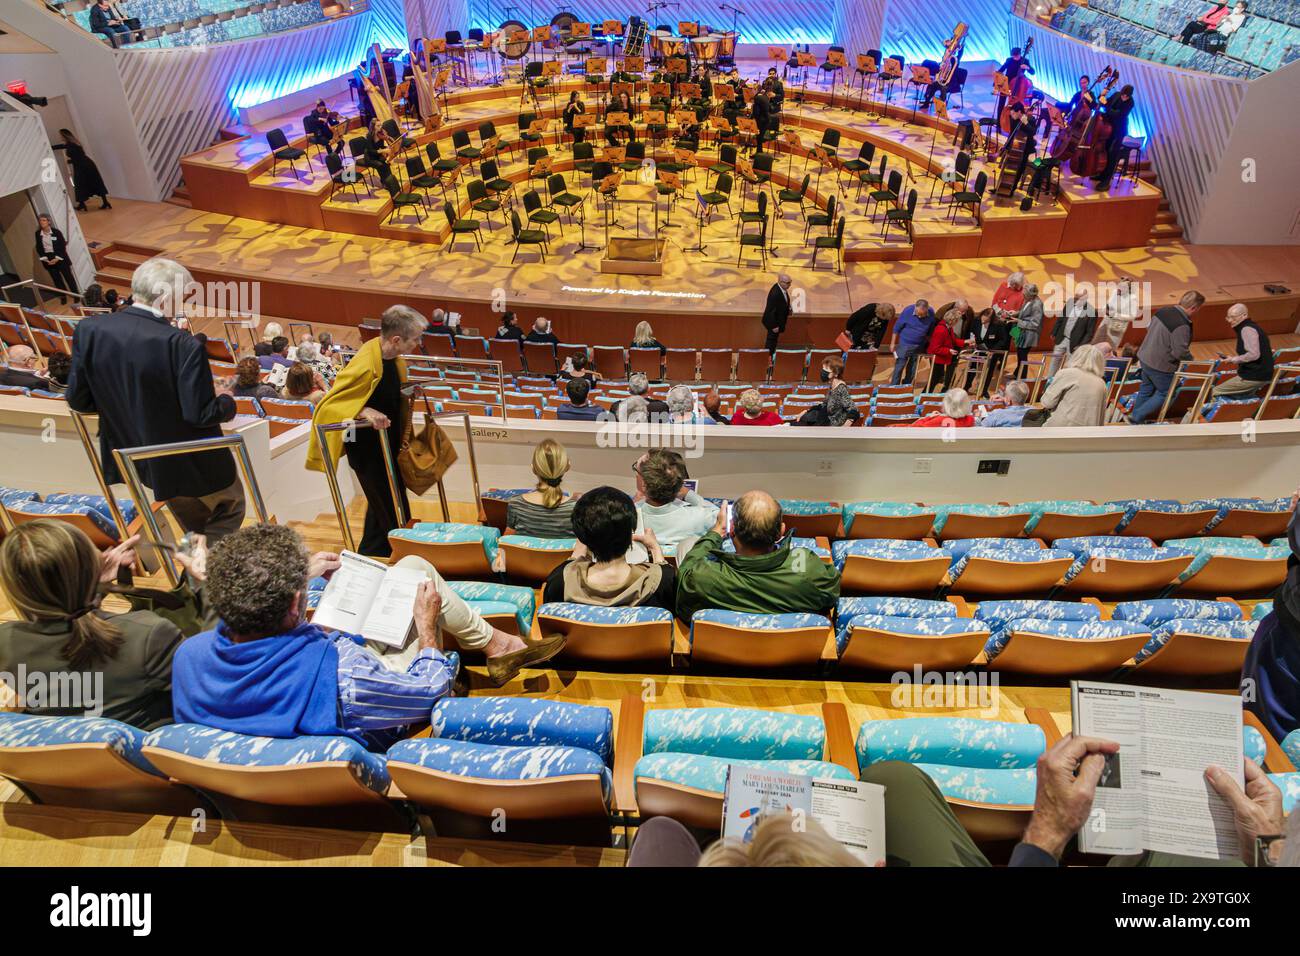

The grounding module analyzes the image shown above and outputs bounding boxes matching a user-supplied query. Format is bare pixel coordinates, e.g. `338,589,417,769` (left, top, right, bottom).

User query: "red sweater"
892,413,975,428
731,409,784,426
927,323,961,366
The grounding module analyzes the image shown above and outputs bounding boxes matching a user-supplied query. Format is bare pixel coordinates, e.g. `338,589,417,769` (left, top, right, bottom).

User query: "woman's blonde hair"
1068,343,1107,378
0,520,121,669
632,321,656,347
699,814,866,867
531,438,570,508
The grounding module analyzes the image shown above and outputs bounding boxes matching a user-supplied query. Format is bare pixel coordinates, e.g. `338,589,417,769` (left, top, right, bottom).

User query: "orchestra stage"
74,58,1300,348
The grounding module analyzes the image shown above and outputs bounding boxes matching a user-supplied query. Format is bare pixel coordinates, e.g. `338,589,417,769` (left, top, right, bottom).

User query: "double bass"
1069,68,1121,178
998,35,1034,134
1049,66,1116,164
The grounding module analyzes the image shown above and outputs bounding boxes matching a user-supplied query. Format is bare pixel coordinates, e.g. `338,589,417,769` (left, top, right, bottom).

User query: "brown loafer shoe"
485,635,567,687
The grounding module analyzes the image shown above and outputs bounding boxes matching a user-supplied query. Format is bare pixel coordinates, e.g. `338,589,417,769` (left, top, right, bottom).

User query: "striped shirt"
333,635,455,748
507,497,577,538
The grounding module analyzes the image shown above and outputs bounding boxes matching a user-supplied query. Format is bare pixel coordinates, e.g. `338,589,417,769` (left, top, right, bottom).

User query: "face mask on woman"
820,369,832,383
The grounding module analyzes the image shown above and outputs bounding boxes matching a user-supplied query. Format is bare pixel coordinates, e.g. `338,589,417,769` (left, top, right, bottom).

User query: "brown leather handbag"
398,392,458,494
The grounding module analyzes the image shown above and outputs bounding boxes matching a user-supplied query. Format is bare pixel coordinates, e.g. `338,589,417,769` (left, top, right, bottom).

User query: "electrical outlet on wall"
816,458,834,476
913,458,933,474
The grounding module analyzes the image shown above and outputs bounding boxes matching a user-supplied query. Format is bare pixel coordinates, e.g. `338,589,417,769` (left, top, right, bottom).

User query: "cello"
1069,68,1120,178
998,36,1034,134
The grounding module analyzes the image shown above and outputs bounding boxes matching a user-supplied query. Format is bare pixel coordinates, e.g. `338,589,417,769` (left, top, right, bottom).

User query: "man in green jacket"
676,491,840,621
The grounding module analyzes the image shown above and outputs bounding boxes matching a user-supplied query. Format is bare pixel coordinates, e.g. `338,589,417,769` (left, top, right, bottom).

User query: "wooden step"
1150,222,1183,241
1155,211,1179,225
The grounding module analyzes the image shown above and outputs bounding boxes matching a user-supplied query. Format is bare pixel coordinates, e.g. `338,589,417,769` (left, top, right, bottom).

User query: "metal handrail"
1155,370,1215,424
427,410,482,523
112,434,271,588
313,418,403,553
68,411,135,549
401,352,508,418
1253,362,1300,420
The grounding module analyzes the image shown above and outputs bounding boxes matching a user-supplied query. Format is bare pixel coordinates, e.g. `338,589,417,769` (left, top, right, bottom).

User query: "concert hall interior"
0,0,1299,881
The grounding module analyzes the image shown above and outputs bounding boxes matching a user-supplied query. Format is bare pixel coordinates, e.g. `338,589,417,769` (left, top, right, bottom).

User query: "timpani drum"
692,33,722,63
651,30,687,57
719,31,737,60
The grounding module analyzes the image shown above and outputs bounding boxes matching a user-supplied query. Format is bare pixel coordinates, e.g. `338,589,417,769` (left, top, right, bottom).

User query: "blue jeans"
891,346,922,385
1129,365,1174,423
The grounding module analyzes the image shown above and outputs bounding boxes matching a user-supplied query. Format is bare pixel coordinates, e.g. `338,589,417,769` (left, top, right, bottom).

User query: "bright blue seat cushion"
429,696,613,765
932,503,1031,534
856,717,1044,769
537,602,673,626
831,538,946,570
1243,725,1266,766
1252,601,1274,620
841,501,932,533
1112,598,1243,626
448,580,535,634
916,764,1037,805
1018,500,1123,534
143,723,390,793
984,617,1150,658
633,752,853,794
41,492,138,526
644,707,824,761
1133,618,1257,663
837,596,957,621
0,712,162,776
777,498,839,516
974,599,1100,631
688,609,829,645
387,737,612,801
837,613,989,655
391,522,500,562
1271,773,1300,814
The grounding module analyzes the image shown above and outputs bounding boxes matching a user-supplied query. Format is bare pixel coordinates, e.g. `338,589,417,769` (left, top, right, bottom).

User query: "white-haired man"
1213,303,1274,398
977,379,1032,427
0,345,48,390
611,373,669,420
67,257,245,542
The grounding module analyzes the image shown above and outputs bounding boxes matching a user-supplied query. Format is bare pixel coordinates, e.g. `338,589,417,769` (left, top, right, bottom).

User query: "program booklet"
309,550,423,648
721,766,886,864
1070,680,1243,861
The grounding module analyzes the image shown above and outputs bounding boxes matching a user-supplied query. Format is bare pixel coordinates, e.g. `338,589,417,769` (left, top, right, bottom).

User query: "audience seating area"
4,703,1294,840
1052,0,1300,78
0,485,163,547
60,0,329,48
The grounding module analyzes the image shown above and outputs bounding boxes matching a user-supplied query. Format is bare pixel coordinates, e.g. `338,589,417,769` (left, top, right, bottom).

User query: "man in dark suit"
34,214,78,302
761,274,793,353
67,258,246,543
1091,85,1135,190
751,88,772,153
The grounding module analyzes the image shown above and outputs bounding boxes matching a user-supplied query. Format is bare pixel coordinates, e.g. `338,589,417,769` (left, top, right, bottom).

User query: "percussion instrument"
625,16,648,57
692,33,722,64
498,20,530,60
652,30,687,57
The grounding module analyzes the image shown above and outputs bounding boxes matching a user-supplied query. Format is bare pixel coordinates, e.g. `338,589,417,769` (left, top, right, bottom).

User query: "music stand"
782,129,801,186
908,65,932,124
855,54,878,112
688,189,709,254
823,49,847,110
658,169,683,229
598,171,622,241
794,51,817,111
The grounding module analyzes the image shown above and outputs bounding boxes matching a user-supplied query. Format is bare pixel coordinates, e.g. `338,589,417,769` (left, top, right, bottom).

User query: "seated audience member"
977,379,1032,427
543,487,676,612
898,388,975,428
253,341,273,358
635,449,719,549
103,289,122,311
172,526,561,738
44,352,72,393
232,357,280,401
1243,486,1300,742
1039,344,1108,427
799,357,858,426
526,316,560,345
665,384,715,425
676,491,840,621
627,733,1289,867
632,320,667,354
0,520,180,730
316,331,336,357
427,308,454,339
82,283,105,308
703,391,730,425
259,336,293,371
495,311,524,341
731,388,784,426
261,322,284,345
845,302,896,351
622,396,650,423
1213,303,1273,397
0,345,48,390
295,340,336,387
556,376,606,421
89,0,131,46
507,438,578,537
563,351,603,382
612,373,669,419
282,363,326,406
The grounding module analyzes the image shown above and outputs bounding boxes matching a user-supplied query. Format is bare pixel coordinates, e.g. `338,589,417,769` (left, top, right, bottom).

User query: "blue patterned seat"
634,706,847,827
1019,499,1125,537
535,602,674,664
775,498,842,537
975,599,1099,632
0,486,38,507
142,725,399,829
1055,536,1195,596
833,539,952,595
1112,598,1243,626
1106,499,1220,540
834,596,955,645
856,717,1044,812
6,498,123,543
984,617,1152,673
836,613,990,666
387,697,614,820
1271,773,1300,814
1132,618,1257,666
499,534,576,583
1252,601,1274,620
688,609,833,667
722,536,829,560
0,714,196,815
447,580,535,634
1243,724,1267,766
1282,729,1300,768
840,501,936,539
1165,536,1289,594
947,540,1075,596
388,522,500,577
931,503,1032,538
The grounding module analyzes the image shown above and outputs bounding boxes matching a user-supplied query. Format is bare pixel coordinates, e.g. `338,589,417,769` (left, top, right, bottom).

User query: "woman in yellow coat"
307,305,426,557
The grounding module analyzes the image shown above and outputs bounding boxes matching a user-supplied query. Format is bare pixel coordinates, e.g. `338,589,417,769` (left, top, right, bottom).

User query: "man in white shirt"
633,449,718,553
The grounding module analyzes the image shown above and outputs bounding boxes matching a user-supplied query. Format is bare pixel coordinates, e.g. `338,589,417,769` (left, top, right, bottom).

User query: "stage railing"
1253,362,1300,419
401,352,509,419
